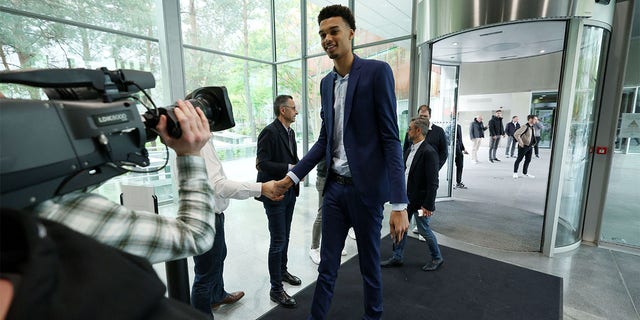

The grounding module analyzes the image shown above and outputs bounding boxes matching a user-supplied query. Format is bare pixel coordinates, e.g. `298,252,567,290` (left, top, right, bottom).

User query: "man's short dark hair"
318,5,356,31
512,116,518,120
418,104,431,115
273,95,293,117
527,114,536,121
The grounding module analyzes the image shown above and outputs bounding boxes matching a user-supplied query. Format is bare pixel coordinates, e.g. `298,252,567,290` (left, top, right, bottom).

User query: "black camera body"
0,67,235,209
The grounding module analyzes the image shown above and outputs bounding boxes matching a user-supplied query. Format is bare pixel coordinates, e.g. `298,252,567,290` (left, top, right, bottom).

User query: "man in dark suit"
256,95,301,308
381,117,443,271
276,5,409,319
403,105,448,169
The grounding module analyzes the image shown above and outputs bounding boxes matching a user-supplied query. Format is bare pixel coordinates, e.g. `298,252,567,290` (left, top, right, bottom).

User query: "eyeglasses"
282,105,298,111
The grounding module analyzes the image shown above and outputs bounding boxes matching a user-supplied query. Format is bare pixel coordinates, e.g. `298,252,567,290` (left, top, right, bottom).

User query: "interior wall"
458,52,563,95
624,38,640,86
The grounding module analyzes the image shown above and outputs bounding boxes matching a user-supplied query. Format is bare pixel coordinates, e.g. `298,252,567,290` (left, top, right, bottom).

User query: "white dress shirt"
331,72,351,177
201,138,262,213
404,140,424,189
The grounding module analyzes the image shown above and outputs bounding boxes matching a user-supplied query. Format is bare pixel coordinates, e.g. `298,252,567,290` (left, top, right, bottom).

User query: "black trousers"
514,145,533,174
455,150,464,184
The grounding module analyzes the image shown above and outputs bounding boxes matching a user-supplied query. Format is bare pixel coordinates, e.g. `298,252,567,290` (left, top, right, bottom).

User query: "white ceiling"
432,21,567,64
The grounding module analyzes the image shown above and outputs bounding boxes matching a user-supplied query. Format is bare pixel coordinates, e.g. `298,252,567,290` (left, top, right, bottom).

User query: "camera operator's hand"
156,99,210,156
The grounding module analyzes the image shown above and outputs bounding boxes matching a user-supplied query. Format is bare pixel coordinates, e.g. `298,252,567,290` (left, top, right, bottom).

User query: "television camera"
0,67,235,209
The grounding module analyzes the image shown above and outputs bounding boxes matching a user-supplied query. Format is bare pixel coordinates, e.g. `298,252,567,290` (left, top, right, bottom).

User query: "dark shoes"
455,183,467,189
380,257,404,268
489,159,494,163
270,289,297,308
493,158,501,162
282,271,301,286
211,291,245,309
422,258,444,271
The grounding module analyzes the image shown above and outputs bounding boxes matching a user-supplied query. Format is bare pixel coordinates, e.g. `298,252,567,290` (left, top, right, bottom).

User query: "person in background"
380,117,443,271
488,109,505,163
469,115,487,164
256,95,302,308
513,115,538,179
504,116,520,158
403,105,448,169
309,159,348,265
453,122,468,189
533,118,543,158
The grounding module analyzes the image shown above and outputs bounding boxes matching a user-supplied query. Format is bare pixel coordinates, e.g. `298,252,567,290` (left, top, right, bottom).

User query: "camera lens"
142,86,235,141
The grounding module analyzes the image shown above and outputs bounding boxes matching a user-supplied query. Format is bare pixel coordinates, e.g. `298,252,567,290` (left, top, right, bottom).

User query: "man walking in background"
513,115,538,179
403,105,448,169
381,117,443,271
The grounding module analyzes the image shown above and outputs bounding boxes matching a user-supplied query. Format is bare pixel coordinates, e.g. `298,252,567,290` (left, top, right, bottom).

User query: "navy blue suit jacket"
256,119,299,203
405,141,439,213
291,55,407,206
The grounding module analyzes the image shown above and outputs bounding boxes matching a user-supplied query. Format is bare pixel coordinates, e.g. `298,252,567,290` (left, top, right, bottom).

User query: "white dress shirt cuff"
286,171,300,185
391,203,407,211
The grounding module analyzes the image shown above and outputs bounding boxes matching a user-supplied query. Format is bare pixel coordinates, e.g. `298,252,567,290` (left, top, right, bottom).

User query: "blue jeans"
191,213,227,317
391,212,442,261
264,189,296,292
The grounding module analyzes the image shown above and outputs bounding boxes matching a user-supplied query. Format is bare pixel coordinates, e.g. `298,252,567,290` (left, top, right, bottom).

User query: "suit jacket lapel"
343,55,361,127
408,141,426,177
275,120,295,158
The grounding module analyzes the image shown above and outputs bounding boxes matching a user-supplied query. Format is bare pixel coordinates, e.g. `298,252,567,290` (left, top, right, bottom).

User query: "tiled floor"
152,147,640,320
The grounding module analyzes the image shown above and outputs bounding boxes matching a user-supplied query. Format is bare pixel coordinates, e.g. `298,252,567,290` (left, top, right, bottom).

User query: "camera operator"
31,99,217,264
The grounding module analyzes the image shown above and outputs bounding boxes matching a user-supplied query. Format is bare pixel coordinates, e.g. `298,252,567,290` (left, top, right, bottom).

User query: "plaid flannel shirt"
34,156,215,264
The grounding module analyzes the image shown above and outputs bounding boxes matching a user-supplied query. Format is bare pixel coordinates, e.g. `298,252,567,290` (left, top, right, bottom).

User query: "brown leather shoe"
211,291,245,309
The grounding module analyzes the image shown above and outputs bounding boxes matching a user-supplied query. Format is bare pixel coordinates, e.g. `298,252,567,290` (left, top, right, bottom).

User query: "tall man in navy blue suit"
256,95,302,308
276,5,409,320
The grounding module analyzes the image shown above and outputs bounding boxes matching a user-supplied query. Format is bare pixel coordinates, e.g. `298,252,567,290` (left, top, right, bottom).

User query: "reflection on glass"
277,60,303,158
601,87,640,248
275,0,302,61
430,64,457,198
354,0,412,46
306,0,348,56
2,0,158,36
180,0,272,61
555,26,608,247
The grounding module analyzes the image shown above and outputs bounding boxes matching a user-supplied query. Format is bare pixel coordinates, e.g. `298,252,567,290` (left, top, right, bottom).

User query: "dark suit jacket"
256,119,299,203
291,55,408,205
404,124,448,169
405,141,439,213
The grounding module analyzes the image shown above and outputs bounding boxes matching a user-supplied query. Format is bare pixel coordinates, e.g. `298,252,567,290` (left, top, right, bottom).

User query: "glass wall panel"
555,26,608,247
180,0,272,62
184,49,272,181
354,40,412,132
601,87,640,248
0,11,164,205
276,60,304,148
275,0,302,61
429,64,457,198
306,0,348,56
353,0,412,46
305,55,333,146
1,0,158,36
